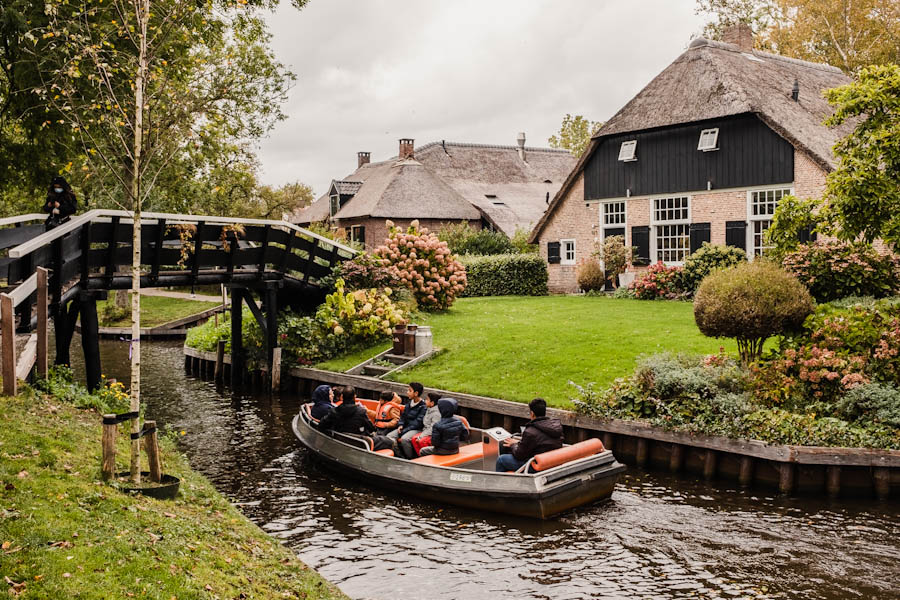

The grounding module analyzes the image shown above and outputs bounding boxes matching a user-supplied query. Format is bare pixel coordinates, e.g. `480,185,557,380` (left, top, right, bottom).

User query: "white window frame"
746,186,793,258
697,128,719,151
650,195,691,265
560,238,576,265
601,200,627,227
618,140,637,162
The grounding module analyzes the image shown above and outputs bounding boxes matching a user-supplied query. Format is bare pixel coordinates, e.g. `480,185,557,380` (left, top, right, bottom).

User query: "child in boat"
407,392,441,458
386,382,427,450
369,391,403,436
309,384,335,420
316,386,393,451
418,398,469,457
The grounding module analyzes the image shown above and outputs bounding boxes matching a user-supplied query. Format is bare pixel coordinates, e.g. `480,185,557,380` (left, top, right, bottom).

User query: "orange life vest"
374,401,401,427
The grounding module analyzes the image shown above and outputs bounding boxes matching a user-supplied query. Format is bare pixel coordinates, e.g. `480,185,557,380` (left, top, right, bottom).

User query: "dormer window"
618,140,637,162
329,194,339,217
698,128,719,151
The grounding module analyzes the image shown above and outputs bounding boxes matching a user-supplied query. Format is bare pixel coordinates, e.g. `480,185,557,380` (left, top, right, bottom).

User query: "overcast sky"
259,0,705,196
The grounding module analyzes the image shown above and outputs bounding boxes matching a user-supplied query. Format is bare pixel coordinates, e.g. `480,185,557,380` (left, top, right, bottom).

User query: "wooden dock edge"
182,346,900,500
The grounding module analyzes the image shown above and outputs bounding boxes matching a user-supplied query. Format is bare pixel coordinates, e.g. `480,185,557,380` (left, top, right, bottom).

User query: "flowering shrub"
781,241,900,302
374,221,466,310
752,345,869,406
629,262,686,300
317,279,405,338
331,252,400,291
680,242,746,292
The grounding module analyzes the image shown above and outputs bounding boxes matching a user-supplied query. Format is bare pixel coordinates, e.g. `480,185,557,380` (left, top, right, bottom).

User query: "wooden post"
703,449,717,480
873,468,890,500
738,456,754,487
669,444,684,473
214,340,225,381
36,267,48,378
265,285,278,390
635,438,648,467
502,415,514,432
1,294,16,397
79,292,102,392
779,463,795,494
101,415,117,481
826,466,841,498
143,420,162,483
271,347,282,393
602,432,613,451
230,287,244,388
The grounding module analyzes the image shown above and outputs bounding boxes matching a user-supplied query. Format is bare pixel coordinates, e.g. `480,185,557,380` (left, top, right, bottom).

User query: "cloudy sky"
259,0,706,196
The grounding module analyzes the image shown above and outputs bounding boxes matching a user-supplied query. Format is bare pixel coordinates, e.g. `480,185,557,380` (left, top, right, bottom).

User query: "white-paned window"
602,201,626,226
651,196,691,264
560,239,576,265
697,128,719,151
748,187,792,256
618,140,637,162
329,194,340,216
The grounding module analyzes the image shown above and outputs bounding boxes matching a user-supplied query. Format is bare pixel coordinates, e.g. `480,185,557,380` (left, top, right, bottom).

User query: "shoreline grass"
99,294,221,328
0,390,347,600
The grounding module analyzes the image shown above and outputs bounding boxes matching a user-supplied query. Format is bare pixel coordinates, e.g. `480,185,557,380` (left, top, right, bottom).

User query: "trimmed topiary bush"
694,260,814,364
681,242,747,292
458,253,548,296
576,258,606,292
781,241,900,302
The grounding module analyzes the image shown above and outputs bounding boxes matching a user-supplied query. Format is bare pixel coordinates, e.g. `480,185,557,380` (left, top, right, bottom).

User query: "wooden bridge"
0,210,356,394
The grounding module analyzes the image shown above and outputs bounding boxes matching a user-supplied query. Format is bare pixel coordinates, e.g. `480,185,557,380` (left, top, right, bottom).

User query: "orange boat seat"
410,442,483,467
529,438,606,472
374,448,395,456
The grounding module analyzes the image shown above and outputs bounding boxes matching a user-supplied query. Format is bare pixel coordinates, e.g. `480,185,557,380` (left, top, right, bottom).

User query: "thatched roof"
529,38,853,243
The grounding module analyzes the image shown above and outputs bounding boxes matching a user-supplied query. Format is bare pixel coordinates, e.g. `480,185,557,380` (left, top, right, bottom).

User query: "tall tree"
548,114,603,157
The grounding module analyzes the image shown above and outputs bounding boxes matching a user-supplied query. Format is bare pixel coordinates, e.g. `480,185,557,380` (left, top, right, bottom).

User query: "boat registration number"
449,472,472,483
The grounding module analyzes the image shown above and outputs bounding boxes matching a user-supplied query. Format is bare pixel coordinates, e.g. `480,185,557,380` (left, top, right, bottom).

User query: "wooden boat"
292,400,625,519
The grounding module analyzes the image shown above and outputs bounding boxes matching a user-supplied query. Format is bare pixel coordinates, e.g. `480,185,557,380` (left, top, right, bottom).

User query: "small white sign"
449,472,472,483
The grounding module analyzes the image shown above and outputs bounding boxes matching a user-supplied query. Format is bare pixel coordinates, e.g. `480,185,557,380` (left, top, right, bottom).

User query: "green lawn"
317,296,737,407
99,294,221,328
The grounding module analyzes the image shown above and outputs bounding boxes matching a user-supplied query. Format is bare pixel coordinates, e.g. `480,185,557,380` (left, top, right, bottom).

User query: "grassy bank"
317,296,736,407
0,390,347,599
99,294,221,328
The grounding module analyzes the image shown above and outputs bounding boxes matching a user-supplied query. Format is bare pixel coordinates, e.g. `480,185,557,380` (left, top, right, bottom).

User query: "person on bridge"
418,398,469,457
495,398,563,472
44,176,78,229
316,386,393,451
309,384,335,420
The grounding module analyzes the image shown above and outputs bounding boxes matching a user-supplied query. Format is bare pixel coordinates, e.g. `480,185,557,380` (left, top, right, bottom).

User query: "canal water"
87,339,899,600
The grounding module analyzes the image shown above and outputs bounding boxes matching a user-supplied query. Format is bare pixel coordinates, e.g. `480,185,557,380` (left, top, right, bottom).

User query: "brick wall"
793,151,828,200
336,217,480,250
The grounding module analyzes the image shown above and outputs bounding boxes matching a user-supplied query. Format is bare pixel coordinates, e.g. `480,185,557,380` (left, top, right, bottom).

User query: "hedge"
458,253,548,297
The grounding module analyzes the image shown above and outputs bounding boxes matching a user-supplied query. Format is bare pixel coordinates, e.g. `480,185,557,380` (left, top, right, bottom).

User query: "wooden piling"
144,420,162,483
738,456,754,487
669,444,684,473
779,463,795,494
214,340,225,381
874,468,890,500
271,347,282,392
101,415,117,481
826,466,841,498
36,267,48,378
602,432,613,451
502,415,513,432
1,293,16,397
703,449,717,480
635,438,648,467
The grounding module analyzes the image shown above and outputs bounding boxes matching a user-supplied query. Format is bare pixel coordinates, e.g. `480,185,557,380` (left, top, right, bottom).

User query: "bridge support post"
79,291,102,392
54,299,79,367
265,284,278,393
230,287,244,389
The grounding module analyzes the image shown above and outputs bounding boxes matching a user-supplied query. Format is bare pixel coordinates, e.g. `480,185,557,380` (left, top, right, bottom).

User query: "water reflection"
84,338,900,600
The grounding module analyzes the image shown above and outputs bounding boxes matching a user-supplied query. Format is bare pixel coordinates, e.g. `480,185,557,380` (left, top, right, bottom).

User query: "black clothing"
511,416,563,462
316,402,374,436
429,398,469,455
44,176,77,229
310,384,333,420
398,398,426,431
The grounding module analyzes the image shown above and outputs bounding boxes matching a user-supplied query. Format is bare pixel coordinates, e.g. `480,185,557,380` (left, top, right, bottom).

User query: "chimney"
516,132,526,162
357,151,370,168
791,78,800,102
399,138,415,160
722,22,754,52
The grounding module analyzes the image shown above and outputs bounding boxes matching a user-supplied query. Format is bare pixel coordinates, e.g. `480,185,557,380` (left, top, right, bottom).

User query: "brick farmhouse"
293,136,575,250
529,25,853,294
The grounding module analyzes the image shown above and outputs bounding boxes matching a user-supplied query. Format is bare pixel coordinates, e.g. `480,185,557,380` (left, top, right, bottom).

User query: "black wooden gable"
584,113,794,201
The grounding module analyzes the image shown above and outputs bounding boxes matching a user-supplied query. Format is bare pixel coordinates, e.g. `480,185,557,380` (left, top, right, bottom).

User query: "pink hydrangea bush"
374,220,467,310
629,262,687,300
782,241,900,302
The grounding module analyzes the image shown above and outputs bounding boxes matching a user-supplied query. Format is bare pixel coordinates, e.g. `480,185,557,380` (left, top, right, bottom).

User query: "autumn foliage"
374,220,467,311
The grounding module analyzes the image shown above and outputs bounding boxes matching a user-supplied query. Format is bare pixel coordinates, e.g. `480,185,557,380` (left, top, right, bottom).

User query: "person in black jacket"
44,176,78,229
309,384,334,420
495,398,563,472
386,381,426,452
316,386,394,451
419,398,469,456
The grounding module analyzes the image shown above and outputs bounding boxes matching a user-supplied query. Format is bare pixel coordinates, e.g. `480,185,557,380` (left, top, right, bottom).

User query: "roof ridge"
415,140,570,154
690,37,844,74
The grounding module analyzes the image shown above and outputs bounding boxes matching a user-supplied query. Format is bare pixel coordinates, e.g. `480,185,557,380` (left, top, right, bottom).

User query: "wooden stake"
214,340,225,382
635,438,648,467
271,347,282,392
601,432,613,451
36,267,48,378
1,294,16,397
101,415,117,481
738,456,754,487
779,463,795,494
826,466,841,498
144,420,162,483
669,444,684,473
703,449,717,480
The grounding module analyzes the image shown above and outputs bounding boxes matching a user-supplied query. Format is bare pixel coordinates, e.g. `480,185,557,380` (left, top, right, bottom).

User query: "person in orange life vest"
410,392,441,457
368,390,403,436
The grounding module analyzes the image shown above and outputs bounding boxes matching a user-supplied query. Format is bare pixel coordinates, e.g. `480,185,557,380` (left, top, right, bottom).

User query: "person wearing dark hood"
309,384,334,420
316,386,393,451
44,176,78,229
495,398,563,472
418,398,469,457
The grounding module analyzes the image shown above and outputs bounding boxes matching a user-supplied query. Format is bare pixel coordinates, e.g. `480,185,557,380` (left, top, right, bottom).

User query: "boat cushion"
531,438,605,472
374,448,395,456
411,442,483,467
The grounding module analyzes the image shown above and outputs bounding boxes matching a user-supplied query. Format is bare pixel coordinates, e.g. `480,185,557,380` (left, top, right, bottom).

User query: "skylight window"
618,140,637,162
697,128,719,151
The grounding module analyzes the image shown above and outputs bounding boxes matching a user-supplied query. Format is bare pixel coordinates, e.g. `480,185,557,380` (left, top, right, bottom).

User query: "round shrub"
374,221,466,311
694,260,814,364
457,253,548,296
576,258,606,292
835,382,900,428
630,262,687,300
437,222,515,255
782,241,900,302
681,242,746,292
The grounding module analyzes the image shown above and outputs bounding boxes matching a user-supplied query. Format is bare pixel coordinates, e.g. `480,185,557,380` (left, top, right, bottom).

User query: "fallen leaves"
16,470,28,479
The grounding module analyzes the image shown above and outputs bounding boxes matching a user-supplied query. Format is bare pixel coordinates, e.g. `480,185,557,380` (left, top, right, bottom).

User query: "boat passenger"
495,398,563,472
309,385,335,421
386,382,427,450
408,392,441,458
316,386,394,451
369,390,403,436
418,398,470,457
